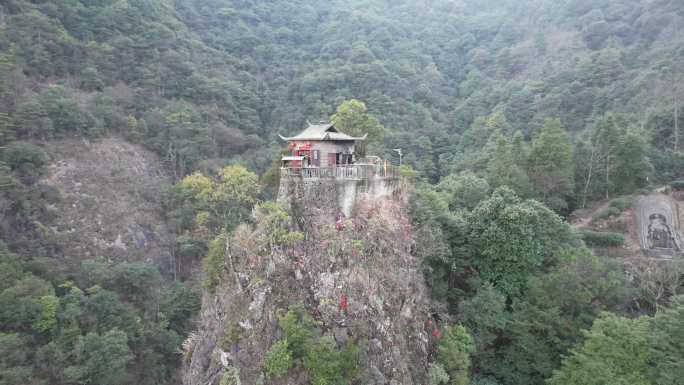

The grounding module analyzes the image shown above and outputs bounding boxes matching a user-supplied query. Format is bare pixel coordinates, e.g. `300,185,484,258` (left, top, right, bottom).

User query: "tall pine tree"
528,118,574,213
486,130,532,198
591,113,621,199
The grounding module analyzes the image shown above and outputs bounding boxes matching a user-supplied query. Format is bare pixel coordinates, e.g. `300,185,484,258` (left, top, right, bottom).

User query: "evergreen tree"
331,99,385,157
65,329,133,385
651,296,684,385
13,100,53,139
486,130,532,198
527,118,574,213
547,313,650,385
614,129,650,194
591,113,621,199
437,172,490,211
485,111,513,136
0,113,13,145
38,85,83,135
573,137,595,208
0,333,33,385
467,187,571,297
437,324,475,385
511,130,528,169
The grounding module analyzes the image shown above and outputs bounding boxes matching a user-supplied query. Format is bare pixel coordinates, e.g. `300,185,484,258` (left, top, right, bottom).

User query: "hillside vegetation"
1,1,684,385
1,0,682,178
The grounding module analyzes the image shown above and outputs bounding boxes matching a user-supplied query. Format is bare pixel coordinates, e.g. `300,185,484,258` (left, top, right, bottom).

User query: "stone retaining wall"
277,174,398,219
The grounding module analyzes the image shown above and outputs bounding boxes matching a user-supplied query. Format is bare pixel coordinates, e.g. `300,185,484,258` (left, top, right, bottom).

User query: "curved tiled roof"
279,122,367,141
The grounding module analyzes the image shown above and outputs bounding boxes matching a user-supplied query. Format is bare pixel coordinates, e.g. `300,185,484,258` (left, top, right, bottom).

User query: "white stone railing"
280,164,397,180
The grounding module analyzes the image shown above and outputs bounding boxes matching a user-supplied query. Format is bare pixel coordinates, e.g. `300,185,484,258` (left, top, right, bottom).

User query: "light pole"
393,148,403,166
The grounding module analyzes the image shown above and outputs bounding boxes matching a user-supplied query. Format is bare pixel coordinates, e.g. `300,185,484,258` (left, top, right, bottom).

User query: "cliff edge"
182,195,431,385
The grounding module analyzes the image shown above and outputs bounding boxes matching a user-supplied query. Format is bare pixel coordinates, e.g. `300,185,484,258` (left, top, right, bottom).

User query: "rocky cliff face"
183,195,432,385
39,137,175,273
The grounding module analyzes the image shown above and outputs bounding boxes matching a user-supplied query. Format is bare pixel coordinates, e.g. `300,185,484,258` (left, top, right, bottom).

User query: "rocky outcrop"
183,196,431,385
39,137,175,273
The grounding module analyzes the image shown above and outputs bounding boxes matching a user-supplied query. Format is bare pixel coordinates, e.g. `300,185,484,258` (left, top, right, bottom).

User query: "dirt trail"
570,200,611,229
572,193,684,260
571,197,643,258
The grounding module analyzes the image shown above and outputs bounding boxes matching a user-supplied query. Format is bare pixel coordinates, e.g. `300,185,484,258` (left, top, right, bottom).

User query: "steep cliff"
183,194,432,385
277,170,398,218
39,137,175,273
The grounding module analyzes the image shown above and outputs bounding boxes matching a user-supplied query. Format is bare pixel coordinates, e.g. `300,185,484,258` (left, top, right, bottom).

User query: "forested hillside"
1,0,683,178
1,0,684,385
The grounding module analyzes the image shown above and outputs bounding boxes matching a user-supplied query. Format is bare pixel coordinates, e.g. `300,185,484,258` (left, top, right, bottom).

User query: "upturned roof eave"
278,133,368,141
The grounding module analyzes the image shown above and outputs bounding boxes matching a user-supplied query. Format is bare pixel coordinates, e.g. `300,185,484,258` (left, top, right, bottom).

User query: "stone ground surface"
39,136,176,274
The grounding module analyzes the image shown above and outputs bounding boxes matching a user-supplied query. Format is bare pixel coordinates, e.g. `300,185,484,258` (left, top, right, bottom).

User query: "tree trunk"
581,147,597,209
172,241,178,281
675,17,680,152
676,92,679,152
605,154,610,199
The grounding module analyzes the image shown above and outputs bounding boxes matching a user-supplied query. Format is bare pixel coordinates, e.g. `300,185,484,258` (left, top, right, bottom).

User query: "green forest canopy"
1,1,684,385
1,0,683,181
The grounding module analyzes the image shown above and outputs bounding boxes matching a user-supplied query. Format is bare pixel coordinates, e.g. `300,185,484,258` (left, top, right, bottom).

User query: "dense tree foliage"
179,165,260,232
331,99,385,157
436,324,475,385
548,297,684,385
409,176,656,385
0,0,680,184
1,0,684,384
0,240,199,385
528,119,574,212
547,313,651,385
467,187,571,297
262,306,359,384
